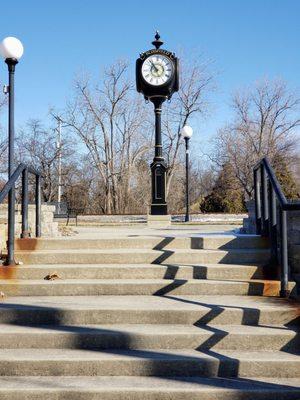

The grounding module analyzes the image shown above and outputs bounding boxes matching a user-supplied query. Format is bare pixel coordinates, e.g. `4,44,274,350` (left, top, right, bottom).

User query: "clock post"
136,32,179,218
150,96,167,215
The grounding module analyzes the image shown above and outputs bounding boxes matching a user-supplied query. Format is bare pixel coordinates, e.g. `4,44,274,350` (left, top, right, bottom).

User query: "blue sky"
1,0,300,146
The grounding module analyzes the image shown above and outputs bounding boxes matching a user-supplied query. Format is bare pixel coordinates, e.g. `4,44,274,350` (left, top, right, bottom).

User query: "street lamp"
180,125,193,222
53,116,63,214
0,37,24,264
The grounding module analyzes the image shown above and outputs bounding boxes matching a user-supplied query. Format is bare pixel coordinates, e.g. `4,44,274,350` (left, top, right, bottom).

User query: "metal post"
21,167,30,238
57,118,62,214
154,100,163,160
150,97,168,215
279,208,289,298
260,165,269,236
6,59,18,265
184,137,190,222
268,184,278,266
254,168,262,235
35,174,41,237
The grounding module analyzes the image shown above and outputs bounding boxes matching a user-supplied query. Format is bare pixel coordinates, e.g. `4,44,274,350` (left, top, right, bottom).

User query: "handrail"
253,157,300,297
0,163,42,265
0,163,40,203
254,158,300,210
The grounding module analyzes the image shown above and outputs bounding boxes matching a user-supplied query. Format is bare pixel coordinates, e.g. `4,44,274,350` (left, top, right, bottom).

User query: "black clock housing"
136,49,179,100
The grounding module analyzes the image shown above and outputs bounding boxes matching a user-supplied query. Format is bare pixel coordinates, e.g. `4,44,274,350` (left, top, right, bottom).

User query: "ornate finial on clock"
152,31,163,49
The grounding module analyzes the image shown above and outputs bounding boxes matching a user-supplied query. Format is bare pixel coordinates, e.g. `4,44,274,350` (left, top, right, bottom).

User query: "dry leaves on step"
44,272,61,281
59,226,78,236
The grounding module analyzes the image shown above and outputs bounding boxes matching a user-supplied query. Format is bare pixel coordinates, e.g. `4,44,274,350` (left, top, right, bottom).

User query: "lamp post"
180,125,193,222
0,37,24,264
57,118,62,211
53,116,62,214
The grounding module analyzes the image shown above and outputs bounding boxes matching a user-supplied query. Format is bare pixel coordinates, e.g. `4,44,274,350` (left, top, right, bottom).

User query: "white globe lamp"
0,37,24,61
180,125,193,139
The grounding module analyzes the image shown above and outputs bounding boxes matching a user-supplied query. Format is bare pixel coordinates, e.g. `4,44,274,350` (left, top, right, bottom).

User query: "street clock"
136,32,180,215
136,32,179,100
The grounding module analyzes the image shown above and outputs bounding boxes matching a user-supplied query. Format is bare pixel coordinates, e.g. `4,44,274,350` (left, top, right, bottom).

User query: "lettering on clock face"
141,55,173,86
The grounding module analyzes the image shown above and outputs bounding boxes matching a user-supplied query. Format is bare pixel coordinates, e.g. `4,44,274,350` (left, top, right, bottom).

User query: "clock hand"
150,60,159,72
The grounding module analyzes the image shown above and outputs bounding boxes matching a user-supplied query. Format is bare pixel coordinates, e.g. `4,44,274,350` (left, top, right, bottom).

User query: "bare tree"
61,61,151,214
16,119,73,202
211,79,300,199
60,156,95,211
291,153,300,190
163,56,215,196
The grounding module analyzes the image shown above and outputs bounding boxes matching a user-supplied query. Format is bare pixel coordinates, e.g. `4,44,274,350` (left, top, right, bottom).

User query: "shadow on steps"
0,234,298,395
0,298,299,396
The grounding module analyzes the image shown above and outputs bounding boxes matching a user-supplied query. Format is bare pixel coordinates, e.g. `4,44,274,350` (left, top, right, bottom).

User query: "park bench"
53,202,84,226
66,207,84,226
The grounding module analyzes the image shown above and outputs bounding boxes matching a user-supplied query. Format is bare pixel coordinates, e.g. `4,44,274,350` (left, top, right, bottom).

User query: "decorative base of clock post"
150,159,168,215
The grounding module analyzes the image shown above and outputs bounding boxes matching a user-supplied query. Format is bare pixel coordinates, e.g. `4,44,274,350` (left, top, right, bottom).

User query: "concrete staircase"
0,232,299,399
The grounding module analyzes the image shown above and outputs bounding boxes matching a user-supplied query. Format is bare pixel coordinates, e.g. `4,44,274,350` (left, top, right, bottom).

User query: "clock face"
141,55,174,86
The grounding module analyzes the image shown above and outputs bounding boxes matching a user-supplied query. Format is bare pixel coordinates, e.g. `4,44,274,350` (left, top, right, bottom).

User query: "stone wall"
76,213,247,225
241,200,256,234
0,204,59,251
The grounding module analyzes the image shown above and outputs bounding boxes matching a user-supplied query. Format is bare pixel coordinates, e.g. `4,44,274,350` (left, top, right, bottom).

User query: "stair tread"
14,263,265,268
1,295,297,310
0,375,299,391
0,348,299,361
17,234,266,240
15,248,269,254
16,234,263,239
3,264,269,282
0,278,280,284
0,323,297,335
14,247,270,266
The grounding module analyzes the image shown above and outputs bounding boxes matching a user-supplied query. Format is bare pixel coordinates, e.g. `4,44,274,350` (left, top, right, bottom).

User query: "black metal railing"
253,157,300,297
0,163,42,265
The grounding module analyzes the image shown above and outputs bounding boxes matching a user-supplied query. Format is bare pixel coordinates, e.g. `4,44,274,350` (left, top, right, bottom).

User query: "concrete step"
2,263,268,281
0,348,299,377
0,295,298,326
2,230,297,396
14,248,270,265
15,235,269,251
0,376,299,400
0,324,298,351
0,278,287,296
